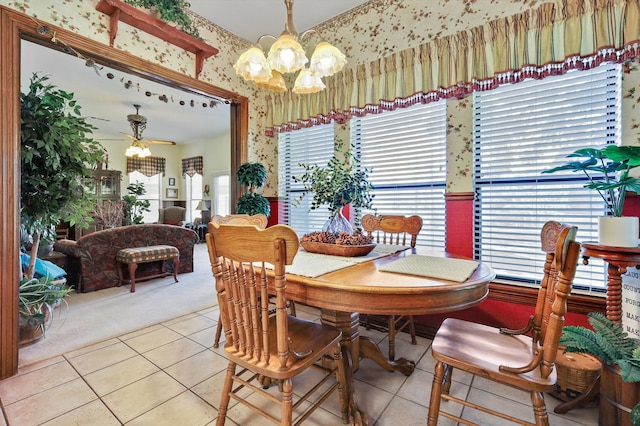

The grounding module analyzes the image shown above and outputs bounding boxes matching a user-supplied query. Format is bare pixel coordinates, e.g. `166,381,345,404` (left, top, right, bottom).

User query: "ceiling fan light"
292,68,325,94
254,71,288,92
309,41,347,77
234,46,271,83
268,34,307,74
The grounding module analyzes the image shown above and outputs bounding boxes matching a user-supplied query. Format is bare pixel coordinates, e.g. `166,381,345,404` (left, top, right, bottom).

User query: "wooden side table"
554,242,640,415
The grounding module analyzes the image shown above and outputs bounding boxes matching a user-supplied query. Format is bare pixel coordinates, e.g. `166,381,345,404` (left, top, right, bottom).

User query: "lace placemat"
378,254,479,282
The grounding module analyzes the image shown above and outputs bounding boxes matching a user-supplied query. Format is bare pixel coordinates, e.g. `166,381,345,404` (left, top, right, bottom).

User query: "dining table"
267,243,496,424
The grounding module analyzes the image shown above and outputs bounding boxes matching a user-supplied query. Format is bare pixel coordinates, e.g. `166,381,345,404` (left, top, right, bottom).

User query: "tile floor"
0,304,599,425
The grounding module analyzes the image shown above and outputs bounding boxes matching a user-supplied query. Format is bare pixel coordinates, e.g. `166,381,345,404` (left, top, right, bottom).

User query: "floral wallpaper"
2,0,638,196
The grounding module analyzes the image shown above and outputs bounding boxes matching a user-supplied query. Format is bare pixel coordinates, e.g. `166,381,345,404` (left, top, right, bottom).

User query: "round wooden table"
282,247,496,375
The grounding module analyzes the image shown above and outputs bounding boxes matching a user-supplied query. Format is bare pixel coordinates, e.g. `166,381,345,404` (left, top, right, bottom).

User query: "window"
278,124,335,235
128,171,161,223
351,102,447,249
186,173,203,222
474,64,622,295
212,173,230,216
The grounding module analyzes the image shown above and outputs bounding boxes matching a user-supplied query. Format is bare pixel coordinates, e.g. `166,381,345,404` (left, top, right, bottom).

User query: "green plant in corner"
21,73,105,279
235,162,270,217
122,182,151,225
560,312,640,424
542,145,640,217
124,0,200,39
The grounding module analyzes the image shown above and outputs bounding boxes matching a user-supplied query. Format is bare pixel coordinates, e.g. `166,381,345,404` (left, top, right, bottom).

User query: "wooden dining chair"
427,221,581,426
210,214,269,348
210,213,297,346
206,222,349,426
360,213,423,361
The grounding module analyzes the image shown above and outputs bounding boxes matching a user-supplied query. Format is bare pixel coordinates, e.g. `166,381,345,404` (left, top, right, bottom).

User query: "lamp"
234,0,346,94
125,104,152,157
195,200,209,223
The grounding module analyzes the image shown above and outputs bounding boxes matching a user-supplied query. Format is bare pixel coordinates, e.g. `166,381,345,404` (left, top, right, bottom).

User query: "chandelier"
233,0,347,94
125,104,151,158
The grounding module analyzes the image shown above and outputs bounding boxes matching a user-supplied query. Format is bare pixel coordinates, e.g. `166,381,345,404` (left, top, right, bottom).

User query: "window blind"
278,124,335,236
352,102,447,249
474,64,622,295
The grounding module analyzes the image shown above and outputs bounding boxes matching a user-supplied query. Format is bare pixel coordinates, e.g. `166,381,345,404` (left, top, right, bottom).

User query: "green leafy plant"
293,142,374,215
122,182,151,225
235,162,270,217
542,145,640,217
19,276,71,328
21,73,105,279
125,0,200,39
560,312,640,423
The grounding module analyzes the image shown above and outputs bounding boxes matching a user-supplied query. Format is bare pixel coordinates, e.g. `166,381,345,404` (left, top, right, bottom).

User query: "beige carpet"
19,243,217,367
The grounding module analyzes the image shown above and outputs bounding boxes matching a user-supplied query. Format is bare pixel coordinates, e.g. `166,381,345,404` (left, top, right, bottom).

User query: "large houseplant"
543,145,640,247
293,142,374,234
560,312,640,425
122,182,151,225
235,162,271,217
21,73,105,279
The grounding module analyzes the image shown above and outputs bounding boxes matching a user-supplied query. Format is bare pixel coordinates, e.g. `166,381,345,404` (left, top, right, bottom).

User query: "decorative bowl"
300,241,376,257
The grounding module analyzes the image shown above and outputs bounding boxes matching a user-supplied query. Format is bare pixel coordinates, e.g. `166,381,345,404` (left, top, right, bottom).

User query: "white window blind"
351,102,447,249
128,171,161,223
474,64,622,295
278,124,335,236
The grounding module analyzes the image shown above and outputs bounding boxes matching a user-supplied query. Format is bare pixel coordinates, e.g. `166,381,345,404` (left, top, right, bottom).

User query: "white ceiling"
19,1,370,149
188,0,371,43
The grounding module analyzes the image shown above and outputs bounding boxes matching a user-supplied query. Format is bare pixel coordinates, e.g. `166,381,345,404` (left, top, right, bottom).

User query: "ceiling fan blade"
120,132,137,140
146,139,177,145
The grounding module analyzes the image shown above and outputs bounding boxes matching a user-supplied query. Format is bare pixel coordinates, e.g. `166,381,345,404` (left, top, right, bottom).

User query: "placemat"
286,251,355,277
378,254,479,282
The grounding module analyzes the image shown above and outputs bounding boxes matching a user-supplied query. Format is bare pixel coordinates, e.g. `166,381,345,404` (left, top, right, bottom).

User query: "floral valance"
266,0,640,135
126,156,166,177
182,156,203,177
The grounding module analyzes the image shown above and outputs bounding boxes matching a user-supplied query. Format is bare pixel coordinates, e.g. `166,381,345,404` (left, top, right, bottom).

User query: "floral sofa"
54,224,198,292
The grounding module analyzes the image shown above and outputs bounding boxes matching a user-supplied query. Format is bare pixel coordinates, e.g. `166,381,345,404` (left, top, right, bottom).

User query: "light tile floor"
0,304,599,425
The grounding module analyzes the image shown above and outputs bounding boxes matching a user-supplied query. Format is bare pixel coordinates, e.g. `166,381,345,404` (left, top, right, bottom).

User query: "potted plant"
124,0,200,39
122,182,151,225
560,312,640,425
542,145,640,247
235,162,271,218
21,73,106,279
18,276,72,346
293,141,374,235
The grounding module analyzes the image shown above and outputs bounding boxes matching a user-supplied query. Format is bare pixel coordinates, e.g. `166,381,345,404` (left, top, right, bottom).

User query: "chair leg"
288,300,296,317
213,318,223,348
216,362,236,426
388,315,397,361
531,391,550,426
281,378,293,426
333,344,349,424
408,315,417,345
427,360,446,426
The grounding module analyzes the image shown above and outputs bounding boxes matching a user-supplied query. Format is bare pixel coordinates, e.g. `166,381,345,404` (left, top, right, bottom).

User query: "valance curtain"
126,156,166,177
181,156,203,177
266,0,640,135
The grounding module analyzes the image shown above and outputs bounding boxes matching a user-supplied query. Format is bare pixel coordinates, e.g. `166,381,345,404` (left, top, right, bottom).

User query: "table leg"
320,309,416,376
606,263,623,323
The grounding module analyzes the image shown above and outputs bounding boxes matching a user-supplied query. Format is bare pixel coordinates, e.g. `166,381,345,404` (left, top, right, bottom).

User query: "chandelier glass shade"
234,0,346,94
125,139,151,158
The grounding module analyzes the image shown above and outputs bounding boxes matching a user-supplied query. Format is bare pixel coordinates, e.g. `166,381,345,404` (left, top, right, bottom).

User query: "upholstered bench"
116,245,179,292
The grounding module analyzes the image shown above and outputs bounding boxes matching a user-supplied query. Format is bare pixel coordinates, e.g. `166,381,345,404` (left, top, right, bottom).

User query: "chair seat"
225,315,342,380
432,317,557,392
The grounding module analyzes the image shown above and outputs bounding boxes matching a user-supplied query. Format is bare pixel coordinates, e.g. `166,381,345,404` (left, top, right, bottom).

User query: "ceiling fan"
118,104,175,158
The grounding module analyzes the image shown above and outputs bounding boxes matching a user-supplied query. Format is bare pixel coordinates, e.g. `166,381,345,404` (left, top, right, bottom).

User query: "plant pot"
600,363,640,426
18,303,52,347
598,216,639,247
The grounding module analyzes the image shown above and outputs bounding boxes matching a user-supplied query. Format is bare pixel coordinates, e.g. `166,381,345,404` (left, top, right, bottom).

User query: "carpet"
19,243,217,367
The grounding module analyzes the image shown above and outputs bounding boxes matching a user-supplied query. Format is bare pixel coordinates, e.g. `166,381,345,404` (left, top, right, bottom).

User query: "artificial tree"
21,73,105,279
